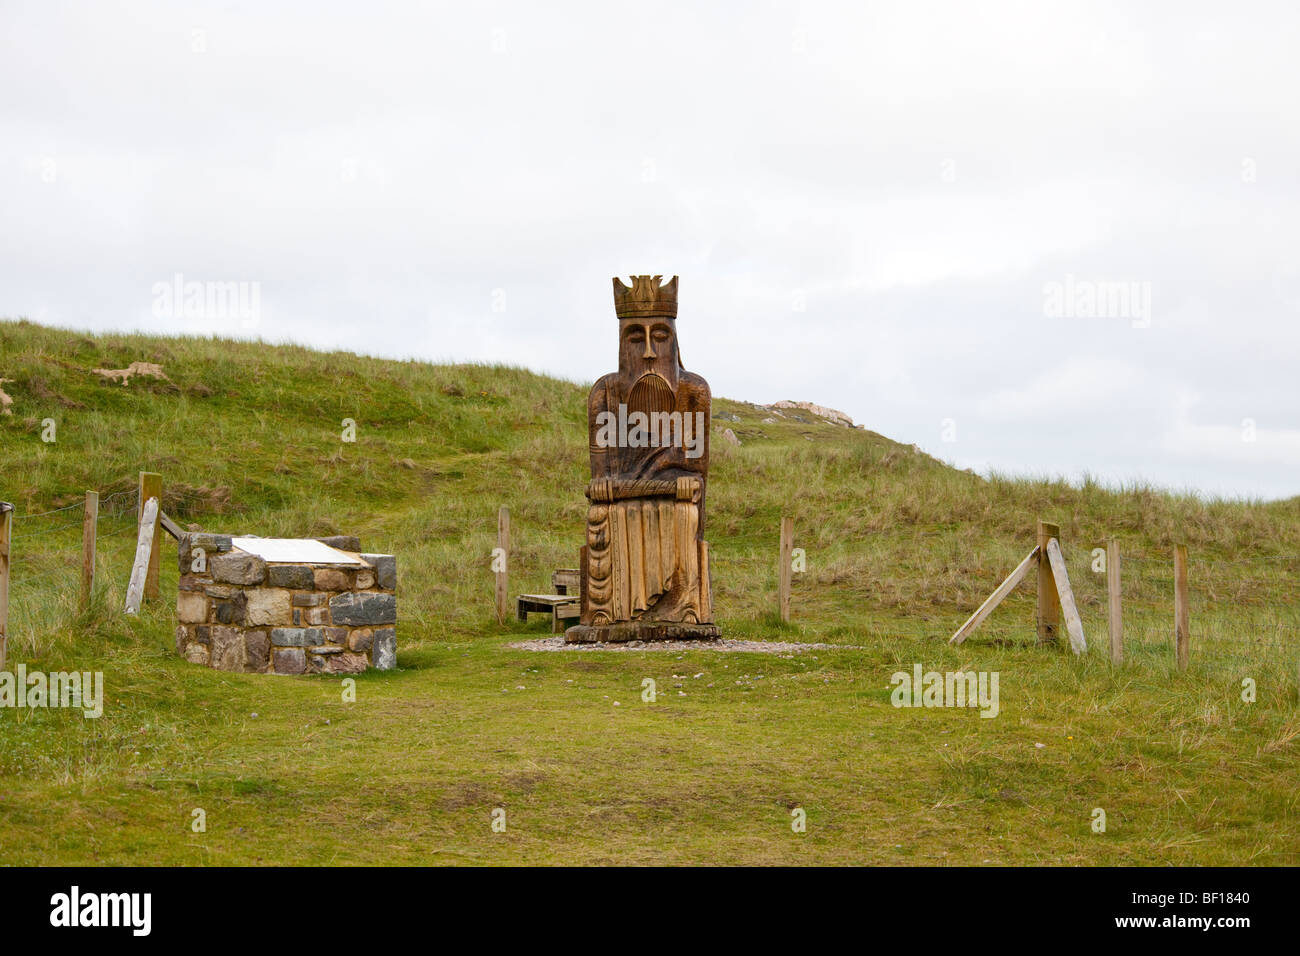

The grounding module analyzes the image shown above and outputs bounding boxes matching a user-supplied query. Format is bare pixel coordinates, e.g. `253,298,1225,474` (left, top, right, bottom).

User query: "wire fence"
0,490,146,658
1075,548,1299,674
7,489,140,541
4,490,141,611
715,527,1300,678
3,493,1298,681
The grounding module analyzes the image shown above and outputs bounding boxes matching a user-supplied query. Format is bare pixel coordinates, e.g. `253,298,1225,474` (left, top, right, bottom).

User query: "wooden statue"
565,276,720,643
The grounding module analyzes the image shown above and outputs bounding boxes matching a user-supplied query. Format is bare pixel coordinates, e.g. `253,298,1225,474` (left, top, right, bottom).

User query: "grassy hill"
1,317,1298,865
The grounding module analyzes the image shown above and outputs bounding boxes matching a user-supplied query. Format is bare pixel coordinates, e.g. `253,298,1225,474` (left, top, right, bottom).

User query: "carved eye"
652,328,671,342
627,330,645,343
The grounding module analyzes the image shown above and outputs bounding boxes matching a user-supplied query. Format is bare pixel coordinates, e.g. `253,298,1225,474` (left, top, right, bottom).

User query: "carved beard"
621,372,676,474
627,372,675,420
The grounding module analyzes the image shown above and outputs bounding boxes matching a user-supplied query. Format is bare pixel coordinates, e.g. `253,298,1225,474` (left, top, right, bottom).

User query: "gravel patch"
507,637,858,654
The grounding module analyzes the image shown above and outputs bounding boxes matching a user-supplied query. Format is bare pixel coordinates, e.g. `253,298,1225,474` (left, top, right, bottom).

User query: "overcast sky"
3,1,1299,499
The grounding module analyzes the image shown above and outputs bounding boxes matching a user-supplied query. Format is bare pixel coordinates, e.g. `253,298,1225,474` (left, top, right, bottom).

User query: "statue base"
564,621,721,644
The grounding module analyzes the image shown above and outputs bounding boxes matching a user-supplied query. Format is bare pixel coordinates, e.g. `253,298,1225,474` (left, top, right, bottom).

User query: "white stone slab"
231,537,367,565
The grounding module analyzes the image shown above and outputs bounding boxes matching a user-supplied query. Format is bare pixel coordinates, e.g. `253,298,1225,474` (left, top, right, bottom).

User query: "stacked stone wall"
174,533,396,674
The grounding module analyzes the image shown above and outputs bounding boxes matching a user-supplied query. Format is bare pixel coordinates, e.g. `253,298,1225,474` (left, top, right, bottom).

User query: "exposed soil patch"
26,375,87,408
438,782,495,810
164,482,232,516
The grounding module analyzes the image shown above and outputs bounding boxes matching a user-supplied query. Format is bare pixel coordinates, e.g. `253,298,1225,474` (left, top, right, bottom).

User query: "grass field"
1,318,1298,865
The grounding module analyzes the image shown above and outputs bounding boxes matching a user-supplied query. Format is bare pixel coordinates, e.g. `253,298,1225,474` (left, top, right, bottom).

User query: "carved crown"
613,275,678,318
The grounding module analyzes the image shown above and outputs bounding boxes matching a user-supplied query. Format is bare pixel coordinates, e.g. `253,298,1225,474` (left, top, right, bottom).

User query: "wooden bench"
516,593,580,633
515,569,581,633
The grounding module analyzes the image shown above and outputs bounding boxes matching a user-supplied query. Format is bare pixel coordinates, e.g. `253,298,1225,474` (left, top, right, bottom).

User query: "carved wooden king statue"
565,275,720,643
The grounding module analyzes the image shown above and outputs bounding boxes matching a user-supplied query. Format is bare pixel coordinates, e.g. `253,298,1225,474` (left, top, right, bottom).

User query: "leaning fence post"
1044,537,1088,654
1174,544,1190,671
81,491,98,612
0,502,12,670
125,496,159,615
138,472,162,602
778,517,793,623
1107,537,1122,664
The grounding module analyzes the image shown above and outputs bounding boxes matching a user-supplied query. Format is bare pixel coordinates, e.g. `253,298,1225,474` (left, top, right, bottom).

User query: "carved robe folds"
582,477,712,629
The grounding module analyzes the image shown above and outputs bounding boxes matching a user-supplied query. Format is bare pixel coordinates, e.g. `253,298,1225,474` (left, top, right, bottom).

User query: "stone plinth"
174,533,397,674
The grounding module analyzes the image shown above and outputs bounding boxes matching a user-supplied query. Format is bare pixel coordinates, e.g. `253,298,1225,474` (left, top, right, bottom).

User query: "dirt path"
508,636,859,653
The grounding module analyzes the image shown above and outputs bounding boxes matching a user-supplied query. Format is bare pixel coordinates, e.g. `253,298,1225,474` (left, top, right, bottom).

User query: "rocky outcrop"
768,401,857,428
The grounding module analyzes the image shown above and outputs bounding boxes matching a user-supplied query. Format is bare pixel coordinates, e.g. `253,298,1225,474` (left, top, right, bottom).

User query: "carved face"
618,318,679,381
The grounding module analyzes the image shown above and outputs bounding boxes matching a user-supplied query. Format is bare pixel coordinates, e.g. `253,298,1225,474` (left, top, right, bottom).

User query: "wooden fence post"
138,472,162,603
495,505,510,625
1174,544,1190,671
81,491,98,612
1036,520,1060,645
778,516,793,623
1107,538,1128,665
0,502,11,671
1107,538,1122,664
